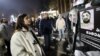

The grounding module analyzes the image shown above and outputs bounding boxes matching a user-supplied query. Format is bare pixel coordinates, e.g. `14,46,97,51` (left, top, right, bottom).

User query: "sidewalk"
34,31,68,56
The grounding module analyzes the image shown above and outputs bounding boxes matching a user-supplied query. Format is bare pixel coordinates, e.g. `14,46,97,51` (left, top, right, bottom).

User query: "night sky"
0,0,50,18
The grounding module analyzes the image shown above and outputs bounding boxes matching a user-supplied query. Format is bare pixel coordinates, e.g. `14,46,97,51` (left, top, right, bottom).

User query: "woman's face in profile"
24,16,31,26
69,12,77,24
82,12,90,23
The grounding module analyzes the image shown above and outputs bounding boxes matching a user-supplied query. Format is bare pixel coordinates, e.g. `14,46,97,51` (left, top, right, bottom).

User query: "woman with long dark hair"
10,14,42,56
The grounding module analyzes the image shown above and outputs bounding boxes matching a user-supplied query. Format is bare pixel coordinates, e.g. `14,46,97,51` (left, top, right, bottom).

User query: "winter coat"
56,18,66,30
10,28,42,56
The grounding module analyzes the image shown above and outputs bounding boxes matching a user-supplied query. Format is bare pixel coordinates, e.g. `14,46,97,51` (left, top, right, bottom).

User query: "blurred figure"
35,15,42,36
0,19,3,24
41,12,53,51
0,18,11,56
10,14,42,56
31,16,36,30
56,15,66,41
0,33,7,56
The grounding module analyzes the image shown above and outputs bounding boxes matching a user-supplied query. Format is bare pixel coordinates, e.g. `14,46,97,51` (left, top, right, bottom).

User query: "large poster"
79,7,100,50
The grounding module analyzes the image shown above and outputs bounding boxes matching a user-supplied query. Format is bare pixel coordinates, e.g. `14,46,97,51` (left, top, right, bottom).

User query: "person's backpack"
91,0,100,6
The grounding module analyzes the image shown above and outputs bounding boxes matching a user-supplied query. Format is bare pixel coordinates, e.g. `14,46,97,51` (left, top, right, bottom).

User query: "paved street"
35,31,70,56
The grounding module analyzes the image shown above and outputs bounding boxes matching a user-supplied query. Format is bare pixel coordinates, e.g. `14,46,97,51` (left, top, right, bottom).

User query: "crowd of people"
0,12,67,56
1,0,100,56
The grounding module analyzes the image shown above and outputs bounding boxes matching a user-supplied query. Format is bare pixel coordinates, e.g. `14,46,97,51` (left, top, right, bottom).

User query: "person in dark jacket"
40,13,53,51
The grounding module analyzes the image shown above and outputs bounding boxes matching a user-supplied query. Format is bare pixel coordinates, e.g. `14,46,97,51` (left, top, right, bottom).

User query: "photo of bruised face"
82,11,91,23
80,9,94,30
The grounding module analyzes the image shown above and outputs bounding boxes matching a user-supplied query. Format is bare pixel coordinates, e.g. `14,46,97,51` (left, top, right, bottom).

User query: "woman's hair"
15,14,28,31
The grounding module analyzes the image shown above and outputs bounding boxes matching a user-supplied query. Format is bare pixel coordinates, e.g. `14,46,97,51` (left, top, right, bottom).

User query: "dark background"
0,0,50,19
